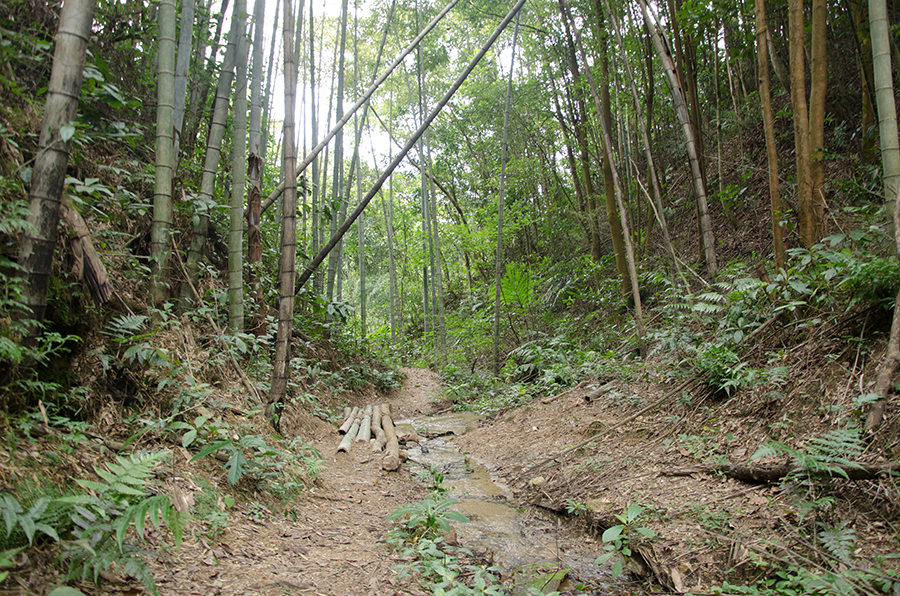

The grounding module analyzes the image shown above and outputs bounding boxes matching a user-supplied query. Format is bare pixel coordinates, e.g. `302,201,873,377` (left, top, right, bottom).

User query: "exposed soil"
148,367,442,596
455,372,900,593
6,363,898,596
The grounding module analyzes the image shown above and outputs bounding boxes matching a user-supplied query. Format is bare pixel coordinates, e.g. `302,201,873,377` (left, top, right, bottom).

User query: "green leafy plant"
387,497,468,541
0,495,60,547
564,499,587,516
0,546,25,583
750,427,865,483
593,503,656,578
56,450,186,595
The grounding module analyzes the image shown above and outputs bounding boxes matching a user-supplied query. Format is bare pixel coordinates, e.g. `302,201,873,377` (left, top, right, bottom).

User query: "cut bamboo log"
337,418,360,453
381,403,392,417
356,414,372,442
381,411,400,471
364,404,373,416
371,405,385,452
342,406,351,419
338,407,359,434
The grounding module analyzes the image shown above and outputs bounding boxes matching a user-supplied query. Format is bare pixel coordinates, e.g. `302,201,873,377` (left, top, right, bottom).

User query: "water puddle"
398,411,611,593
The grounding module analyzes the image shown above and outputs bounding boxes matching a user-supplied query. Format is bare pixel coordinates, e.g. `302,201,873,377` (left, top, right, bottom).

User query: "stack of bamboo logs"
336,403,402,471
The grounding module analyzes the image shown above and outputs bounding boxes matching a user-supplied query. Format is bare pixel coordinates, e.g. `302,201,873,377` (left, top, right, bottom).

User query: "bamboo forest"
3,0,900,593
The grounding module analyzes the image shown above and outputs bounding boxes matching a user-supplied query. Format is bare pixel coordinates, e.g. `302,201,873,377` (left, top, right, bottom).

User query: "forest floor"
6,365,898,595
148,367,899,595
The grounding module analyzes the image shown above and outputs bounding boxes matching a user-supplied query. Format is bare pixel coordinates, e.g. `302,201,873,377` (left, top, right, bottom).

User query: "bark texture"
18,0,96,331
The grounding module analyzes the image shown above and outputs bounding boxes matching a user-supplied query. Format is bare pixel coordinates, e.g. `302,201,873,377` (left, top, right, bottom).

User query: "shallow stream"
397,411,610,593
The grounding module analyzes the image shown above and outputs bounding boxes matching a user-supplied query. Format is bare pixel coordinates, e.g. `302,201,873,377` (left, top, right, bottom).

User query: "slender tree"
869,0,900,236
293,0,528,294
269,0,299,413
17,0,96,332
757,0,786,270
150,0,176,307
598,0,684,287
247,0,266,334
788,0,816,248
228,0,249,331
808,0,828,243
182,9,239,298
562,0,646,354
171,0,194,163
326,0,350,302
257,0,464,215
261,0,280,164
493,11,520,375
638,0,717,277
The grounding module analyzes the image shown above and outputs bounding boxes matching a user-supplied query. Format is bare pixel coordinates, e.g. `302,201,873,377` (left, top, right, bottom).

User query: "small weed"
593,503,656,578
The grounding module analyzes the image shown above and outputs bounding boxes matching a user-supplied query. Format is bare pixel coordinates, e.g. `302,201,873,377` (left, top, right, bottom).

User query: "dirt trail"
153,368,440,596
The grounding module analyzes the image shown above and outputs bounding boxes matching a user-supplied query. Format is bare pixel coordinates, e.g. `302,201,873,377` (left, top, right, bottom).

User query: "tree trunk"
598,28,629,299
182,9,239,299
789,0,815,248
150,0,176,307
268,0,299,412
261,0,280,164
183,0,229,162
17,0,96,332
757,0,786,271
493,11,520,375
247,0,266,335
228,0,249,332
808,0,828,244
638,0,717,277
171,0,194,163
869,0,900,237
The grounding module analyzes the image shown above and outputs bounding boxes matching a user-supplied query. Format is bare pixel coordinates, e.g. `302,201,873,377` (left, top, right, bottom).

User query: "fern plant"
818,521,856,564
751,427,865,481
0,495,59,546
57,450,186,596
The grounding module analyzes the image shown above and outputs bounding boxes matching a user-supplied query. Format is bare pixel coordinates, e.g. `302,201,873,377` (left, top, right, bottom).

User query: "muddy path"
154,368,612,596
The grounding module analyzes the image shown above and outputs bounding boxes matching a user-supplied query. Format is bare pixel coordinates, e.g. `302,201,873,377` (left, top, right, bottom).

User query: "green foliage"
389,536,509,596
818,521,856,565
0,547,24,584
386,496,519,596
54,450,184,596
0,495,59,546
387,497,468,541
503,336,573,392
750,427,865,483
593,503,656,578
190,430,322,492
190,478,232,540
501,262,536,311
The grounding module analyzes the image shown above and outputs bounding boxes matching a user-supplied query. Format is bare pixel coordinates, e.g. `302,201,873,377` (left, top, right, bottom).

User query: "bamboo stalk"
371,405,385,452
381,411,400,471
337,418,360,453
356,414,372,442
339,407,359,434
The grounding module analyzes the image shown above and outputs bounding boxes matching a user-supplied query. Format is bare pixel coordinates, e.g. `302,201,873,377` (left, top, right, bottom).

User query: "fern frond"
84,451,168,499
750,442,789,462
696,291,727,303
103,315,148,339
693,301,725,314
819,522,856,564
